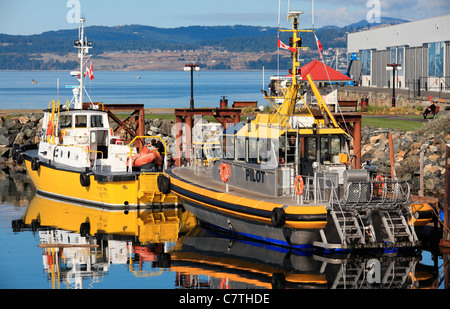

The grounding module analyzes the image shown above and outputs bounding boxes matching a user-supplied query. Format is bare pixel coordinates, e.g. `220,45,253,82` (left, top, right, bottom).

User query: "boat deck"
23,149,163,182
170,166,316,206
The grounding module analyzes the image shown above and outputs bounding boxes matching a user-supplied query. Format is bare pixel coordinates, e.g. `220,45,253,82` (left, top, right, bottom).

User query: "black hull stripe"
170,183,327,222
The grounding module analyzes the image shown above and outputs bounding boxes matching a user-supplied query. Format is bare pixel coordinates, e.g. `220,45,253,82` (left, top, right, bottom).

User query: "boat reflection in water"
12,193,196,289
11,194,439,289
170,226,438,289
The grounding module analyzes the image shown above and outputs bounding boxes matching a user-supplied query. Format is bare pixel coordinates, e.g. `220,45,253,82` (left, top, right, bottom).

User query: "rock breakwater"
361,114,449,197
1,112,448,200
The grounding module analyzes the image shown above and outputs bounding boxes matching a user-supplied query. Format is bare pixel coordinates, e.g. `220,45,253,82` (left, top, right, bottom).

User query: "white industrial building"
347,14,450,92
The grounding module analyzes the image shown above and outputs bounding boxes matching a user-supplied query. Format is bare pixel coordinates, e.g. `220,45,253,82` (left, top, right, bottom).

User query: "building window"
397,47,404,77
428,42,444,77
361,50,371,76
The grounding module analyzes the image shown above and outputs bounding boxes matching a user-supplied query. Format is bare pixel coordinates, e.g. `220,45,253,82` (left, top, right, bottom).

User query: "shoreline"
0,108,176,115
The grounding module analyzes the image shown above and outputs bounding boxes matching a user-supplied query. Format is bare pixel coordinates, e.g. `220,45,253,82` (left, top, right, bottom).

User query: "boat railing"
292,174,333,205
340,178,410,208
90,150,104,171
293,173,411,209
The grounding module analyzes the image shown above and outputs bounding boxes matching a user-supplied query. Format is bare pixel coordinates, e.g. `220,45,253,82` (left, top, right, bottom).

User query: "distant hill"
344,17,409,30
0,17,408,70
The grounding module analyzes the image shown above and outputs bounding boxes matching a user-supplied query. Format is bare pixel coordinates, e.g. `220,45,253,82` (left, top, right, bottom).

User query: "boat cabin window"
90,115,104,128
258,139,270,163
298,136,317,176
59,115,72,129
235,136,246,161
320,135,341,163
75,115,87,128
222,135,235,160
246,138,258,163
306,137,317,161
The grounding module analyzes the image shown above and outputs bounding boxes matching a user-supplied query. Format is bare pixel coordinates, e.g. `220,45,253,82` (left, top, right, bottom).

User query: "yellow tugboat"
164,10,433,250
13,18,177,210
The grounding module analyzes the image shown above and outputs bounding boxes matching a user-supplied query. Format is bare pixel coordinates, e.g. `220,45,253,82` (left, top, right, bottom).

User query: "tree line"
0,24,352,70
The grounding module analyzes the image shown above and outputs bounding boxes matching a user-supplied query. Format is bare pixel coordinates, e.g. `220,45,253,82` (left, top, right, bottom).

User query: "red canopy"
298,59,351,82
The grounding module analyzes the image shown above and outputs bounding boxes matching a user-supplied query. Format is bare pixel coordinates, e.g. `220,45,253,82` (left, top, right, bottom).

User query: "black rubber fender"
31,157,40,171
16,153,24,164
271,273,286,289
271,207,286,228
11,144,20,160
157,253,171,268
80,171,90,187
157,174,171,194
80,222,90,237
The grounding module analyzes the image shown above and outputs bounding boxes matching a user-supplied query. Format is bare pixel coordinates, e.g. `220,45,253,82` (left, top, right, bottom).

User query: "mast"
72,18,92,109
269,10,308,124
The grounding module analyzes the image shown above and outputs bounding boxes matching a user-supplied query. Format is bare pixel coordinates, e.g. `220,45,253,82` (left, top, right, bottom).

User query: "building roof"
299,59,351,82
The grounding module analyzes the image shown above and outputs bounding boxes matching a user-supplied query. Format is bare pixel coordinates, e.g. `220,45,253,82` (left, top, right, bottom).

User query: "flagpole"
312,0,315,30
277,0,281,77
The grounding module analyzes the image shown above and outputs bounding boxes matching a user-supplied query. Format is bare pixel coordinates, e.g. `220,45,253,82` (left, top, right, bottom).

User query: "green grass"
145,113,423,131
362,117,424,131
145,113,175,120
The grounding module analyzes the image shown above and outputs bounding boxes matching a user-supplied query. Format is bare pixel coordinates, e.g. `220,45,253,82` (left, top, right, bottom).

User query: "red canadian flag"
278,38,296,53
314,34,323,56
86,62,94,80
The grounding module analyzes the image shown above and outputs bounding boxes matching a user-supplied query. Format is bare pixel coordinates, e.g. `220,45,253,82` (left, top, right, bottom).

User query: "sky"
0,0,449,35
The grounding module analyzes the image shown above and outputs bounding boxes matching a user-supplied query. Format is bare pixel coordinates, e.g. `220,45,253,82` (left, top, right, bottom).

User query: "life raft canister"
131,147,162,167
294,175,304,195
219,163,231,183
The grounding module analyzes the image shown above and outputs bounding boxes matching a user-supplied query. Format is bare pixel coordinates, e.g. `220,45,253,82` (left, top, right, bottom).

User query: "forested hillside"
0,17,407,70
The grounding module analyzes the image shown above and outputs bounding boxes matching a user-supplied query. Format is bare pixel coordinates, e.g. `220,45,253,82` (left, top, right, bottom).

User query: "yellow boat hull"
24,157,178,209
23,194,196,244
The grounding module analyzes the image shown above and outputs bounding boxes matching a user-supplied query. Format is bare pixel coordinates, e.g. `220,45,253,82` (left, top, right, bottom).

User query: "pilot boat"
13,18,177,210
164,11,432,250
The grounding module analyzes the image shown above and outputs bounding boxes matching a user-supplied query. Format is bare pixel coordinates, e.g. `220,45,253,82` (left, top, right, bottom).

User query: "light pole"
386,63,402,107
184,63,200,109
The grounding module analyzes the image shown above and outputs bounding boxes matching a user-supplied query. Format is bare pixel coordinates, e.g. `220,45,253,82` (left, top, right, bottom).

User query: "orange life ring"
294,175,304,195
219,163,231,183
374,175,385,195
219,278,230,289
47,121,54,136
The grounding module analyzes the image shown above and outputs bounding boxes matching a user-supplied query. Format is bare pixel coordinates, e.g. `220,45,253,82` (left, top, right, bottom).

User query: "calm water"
0,173,446,290
0,70,275,109
0,70,447,291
